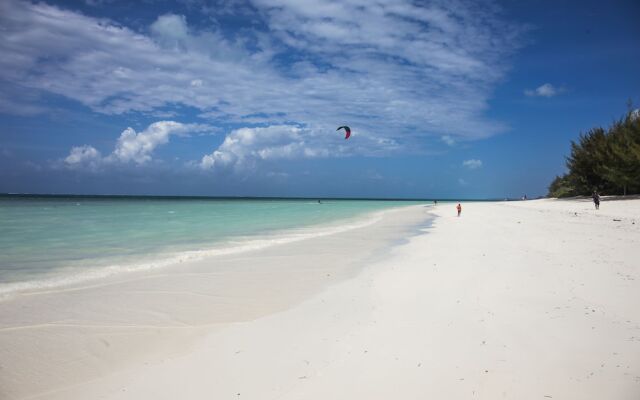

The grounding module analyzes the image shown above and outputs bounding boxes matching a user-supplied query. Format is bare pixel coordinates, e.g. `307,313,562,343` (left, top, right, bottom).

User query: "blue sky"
0,0,638,199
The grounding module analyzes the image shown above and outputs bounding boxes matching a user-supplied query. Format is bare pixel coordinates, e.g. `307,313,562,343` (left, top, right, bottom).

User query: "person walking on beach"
592,190,600,210
456,203,462,217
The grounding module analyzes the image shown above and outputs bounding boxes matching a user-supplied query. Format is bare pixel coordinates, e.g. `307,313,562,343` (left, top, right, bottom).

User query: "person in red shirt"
456,203,462,217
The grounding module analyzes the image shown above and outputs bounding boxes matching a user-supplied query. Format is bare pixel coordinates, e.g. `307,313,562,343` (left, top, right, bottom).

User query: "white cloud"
458,178,468,186
150,14,190,48
441,135,456,146
64,145,102,168
109,121,202,164
198,123,404,171
64,121,210,168
151,13,189,38
200,125,330,171
0,0,523,155
524,83,563,97
462,159,482,169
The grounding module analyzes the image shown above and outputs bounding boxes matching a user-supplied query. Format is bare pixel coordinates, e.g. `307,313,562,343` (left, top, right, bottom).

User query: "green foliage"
600,114,640,195
548,109,640,197
548,174,577,198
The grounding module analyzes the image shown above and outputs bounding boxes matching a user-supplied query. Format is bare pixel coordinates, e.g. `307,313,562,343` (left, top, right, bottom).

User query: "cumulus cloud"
64,145,102,168
0,0,523,154
200,125,334,171
462,159,482,169
64,121,209,168
198,122,406,172
109,121,203,164
525,83,563,97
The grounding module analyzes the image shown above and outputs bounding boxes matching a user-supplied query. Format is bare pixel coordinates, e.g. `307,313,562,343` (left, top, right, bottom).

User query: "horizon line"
0,193,516,202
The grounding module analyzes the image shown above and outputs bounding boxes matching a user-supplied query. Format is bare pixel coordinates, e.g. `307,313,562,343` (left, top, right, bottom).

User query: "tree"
601,113,640,195
548,174,577,198
548,108,640,197
565,127,614,194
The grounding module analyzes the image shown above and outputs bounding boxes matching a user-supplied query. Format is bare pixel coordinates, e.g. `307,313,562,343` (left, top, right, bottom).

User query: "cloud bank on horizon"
0,0,523,173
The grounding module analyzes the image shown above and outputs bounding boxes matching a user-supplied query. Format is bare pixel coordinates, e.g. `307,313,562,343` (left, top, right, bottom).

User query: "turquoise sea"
0,195,426,295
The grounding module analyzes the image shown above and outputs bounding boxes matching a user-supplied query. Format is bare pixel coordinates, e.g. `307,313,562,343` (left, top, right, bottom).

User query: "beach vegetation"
548,108,640,197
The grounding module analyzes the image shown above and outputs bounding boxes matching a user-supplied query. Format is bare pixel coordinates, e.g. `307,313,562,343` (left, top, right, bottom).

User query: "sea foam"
0,207,398,299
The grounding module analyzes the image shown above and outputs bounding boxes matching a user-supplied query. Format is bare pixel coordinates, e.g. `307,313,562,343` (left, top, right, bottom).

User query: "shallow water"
0,196,426,294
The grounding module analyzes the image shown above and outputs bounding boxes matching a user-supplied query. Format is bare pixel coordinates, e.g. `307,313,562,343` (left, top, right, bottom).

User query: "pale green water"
0,196,426,294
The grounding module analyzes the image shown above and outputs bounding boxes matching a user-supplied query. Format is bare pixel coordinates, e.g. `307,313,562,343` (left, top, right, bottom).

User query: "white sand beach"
1,198,639,399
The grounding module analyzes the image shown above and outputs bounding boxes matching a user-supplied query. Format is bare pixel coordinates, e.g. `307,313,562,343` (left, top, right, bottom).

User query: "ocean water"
0,196,425,295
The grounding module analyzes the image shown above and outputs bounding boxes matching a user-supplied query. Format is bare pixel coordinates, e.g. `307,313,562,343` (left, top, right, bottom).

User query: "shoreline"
2,199,639,399
0,204,426,299
0,204,432,399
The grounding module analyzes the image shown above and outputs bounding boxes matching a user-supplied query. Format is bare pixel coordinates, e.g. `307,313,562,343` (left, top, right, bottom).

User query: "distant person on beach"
456,203,462,217
592,191,600,210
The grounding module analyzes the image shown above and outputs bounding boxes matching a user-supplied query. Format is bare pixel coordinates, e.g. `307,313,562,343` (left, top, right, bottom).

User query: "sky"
0,0,638,199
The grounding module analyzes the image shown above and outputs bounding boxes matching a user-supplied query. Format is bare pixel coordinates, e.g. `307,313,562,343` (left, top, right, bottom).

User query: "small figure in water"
592,190,600,210
456,203,462,217
318,199,322,204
